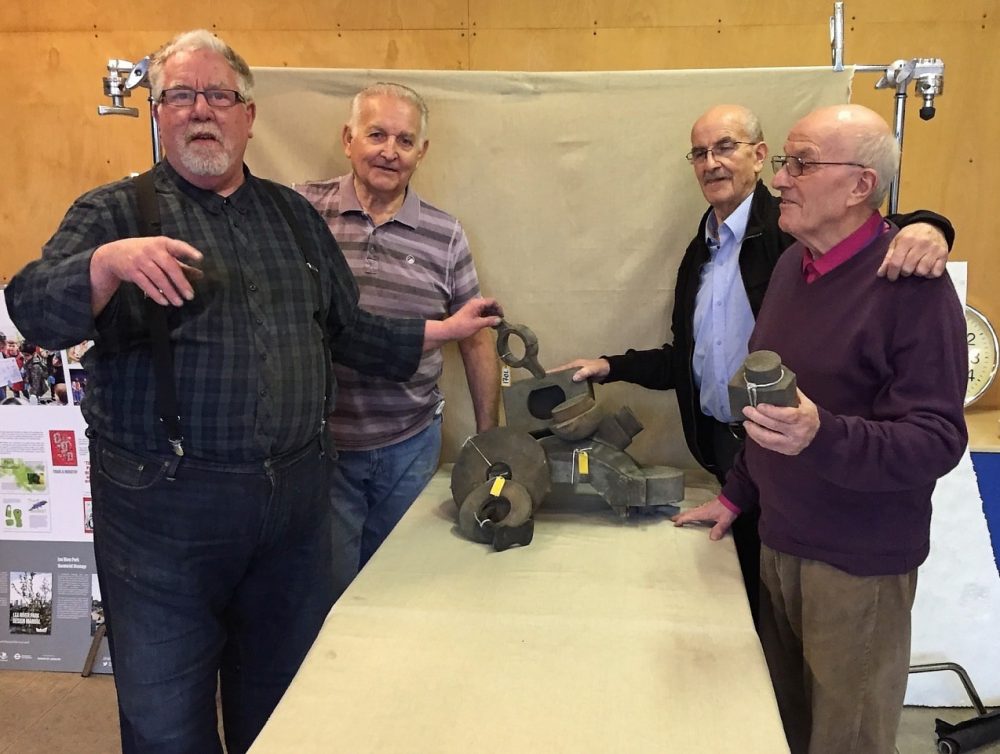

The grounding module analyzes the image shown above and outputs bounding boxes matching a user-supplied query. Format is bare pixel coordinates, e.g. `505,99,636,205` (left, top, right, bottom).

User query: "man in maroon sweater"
673,105,967,754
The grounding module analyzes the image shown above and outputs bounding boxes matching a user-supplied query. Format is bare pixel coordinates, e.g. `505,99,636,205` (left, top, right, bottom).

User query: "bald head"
689,104,768,222
790,105,899,208
691,105,764,145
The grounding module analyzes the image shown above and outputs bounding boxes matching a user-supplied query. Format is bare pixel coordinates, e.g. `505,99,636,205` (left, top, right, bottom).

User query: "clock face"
965,305,998,406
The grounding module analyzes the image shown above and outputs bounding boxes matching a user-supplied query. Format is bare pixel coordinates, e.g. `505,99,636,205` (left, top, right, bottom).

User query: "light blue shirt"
691,192,756,423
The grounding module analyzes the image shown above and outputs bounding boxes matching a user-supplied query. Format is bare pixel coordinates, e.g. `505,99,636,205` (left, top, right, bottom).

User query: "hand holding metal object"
493,319,546,379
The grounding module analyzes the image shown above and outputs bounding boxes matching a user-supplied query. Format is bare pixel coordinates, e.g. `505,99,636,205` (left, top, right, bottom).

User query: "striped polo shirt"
296,174,482,451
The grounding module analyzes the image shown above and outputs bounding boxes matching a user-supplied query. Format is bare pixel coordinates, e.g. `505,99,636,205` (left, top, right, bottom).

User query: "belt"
92,433,322,478
175,436,322,475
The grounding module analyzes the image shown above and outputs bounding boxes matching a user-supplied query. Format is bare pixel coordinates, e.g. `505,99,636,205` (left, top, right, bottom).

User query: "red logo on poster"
49,430,78,466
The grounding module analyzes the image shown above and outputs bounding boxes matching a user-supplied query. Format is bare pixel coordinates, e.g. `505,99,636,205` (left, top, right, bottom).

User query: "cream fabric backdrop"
245,66,850,471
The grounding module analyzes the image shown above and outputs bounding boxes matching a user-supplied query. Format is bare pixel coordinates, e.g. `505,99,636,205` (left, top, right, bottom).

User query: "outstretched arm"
550,357,611,383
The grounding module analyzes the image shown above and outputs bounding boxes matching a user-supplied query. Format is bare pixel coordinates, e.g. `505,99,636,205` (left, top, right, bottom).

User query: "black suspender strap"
132,169,185,457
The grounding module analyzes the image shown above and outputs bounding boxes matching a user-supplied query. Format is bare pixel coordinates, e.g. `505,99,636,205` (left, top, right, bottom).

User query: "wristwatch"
965,304,998,407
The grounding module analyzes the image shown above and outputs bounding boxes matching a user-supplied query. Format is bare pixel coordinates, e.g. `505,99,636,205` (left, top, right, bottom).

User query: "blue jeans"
329,415,441,600
91,436,335,754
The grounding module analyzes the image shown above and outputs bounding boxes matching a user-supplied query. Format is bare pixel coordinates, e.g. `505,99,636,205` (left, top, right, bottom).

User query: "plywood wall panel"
211,0,469,32
468,27,829,71
467,0,991,30
469,1,824,30
0,0,470,32
223,30,468,70
0,4,218,32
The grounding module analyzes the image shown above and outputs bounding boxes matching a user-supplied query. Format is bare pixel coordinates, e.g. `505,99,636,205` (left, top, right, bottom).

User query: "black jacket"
604,180,955,479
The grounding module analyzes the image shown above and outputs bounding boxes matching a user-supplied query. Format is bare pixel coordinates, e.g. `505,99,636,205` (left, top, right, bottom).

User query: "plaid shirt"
6,161,423,462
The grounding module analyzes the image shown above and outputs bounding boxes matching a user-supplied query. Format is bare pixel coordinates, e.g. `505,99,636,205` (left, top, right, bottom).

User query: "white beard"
168,125,234,178
176,139,232,177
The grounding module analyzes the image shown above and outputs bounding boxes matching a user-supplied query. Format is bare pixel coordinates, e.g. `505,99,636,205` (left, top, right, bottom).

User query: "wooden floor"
1,669,997,753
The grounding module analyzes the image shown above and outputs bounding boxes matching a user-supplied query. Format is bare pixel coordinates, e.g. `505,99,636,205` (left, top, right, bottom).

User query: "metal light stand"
829,2,944,214
97,55,161,165
82,53,160,678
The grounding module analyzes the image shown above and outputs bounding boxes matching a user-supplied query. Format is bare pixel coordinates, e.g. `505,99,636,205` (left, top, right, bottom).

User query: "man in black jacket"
558,104,953,622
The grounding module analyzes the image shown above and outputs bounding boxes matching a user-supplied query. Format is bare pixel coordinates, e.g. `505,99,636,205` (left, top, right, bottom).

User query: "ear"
848,167,878,208
416,138,430,162
246,101,256,139
752,140,768,174
342,124,353,156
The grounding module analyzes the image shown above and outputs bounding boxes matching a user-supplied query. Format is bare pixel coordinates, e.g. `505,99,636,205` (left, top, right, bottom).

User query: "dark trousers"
711,419,760,627
91,437,335,754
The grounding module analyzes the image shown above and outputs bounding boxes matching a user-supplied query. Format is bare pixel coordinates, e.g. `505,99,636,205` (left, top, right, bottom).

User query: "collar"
801,210,886,283
160,159,253,215
339,172,421,229
705,189,755,249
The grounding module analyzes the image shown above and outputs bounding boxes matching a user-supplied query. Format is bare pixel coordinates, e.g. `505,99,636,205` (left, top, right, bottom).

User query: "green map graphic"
0,459,47,492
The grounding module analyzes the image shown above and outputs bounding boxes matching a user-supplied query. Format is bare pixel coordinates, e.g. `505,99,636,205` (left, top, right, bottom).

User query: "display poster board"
0,289,111,673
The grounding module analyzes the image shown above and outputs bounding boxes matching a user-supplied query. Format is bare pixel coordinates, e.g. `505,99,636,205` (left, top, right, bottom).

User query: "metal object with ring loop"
494,319,546,379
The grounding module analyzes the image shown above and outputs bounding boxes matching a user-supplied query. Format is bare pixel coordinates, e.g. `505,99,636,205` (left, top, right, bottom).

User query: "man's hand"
742,388,820,455
549,357,610,383
876,222,948,281
90,236,204,315
423,297,503,351
671,498,738,541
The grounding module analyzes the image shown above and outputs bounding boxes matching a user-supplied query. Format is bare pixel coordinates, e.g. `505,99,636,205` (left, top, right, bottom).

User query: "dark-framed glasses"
159,88,246,108
686,140,754,164
771,154,867,177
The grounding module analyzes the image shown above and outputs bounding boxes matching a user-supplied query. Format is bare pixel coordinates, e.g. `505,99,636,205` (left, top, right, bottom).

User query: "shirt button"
261,353,268,361
259,388,267,397
255,317,264,325
249,283,258,292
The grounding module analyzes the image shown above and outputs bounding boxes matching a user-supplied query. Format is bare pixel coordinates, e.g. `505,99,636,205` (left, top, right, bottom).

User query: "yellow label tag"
578,451,589,475
501,366,511,387
490,476,506,497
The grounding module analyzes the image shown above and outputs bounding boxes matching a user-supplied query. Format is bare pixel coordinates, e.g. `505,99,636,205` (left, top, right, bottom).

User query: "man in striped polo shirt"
297,83,499,600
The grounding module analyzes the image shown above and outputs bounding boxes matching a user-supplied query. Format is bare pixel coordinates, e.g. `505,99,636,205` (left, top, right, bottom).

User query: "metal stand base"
81,623,107,677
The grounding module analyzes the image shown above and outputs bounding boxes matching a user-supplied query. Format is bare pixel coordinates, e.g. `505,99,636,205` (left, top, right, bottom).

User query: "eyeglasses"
159,88,247,109
685,140,755,164
770,155,867,177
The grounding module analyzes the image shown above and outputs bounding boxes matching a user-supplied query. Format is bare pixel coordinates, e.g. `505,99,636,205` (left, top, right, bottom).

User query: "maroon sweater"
721,224,968,576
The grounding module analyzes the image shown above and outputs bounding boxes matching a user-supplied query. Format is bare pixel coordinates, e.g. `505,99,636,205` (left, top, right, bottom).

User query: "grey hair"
348,83,428,144
737,108,765,144
149,29,254,103
853,131,900,208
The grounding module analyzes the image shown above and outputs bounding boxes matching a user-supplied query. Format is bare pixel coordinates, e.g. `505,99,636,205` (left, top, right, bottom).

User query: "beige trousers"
758,545,918,754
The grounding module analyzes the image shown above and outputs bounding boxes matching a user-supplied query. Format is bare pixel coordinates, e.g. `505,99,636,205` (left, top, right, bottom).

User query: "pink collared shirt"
801,211,888,283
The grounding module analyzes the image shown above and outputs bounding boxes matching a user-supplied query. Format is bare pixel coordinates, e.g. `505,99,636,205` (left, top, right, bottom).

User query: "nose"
380,137,400,160
703,149,721,169
190,91,214,118
771,164,791,190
